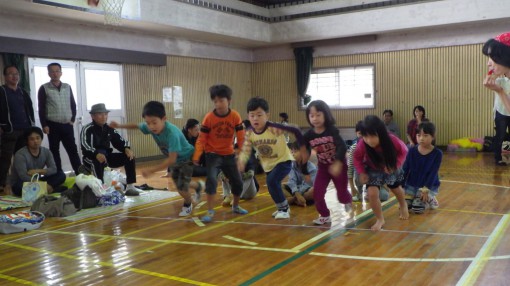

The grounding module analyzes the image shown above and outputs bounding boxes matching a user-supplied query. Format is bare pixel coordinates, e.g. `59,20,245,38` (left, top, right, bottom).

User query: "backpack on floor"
62,184,99,210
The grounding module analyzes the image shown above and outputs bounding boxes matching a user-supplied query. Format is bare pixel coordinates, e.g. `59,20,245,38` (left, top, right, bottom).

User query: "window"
305,65,375,109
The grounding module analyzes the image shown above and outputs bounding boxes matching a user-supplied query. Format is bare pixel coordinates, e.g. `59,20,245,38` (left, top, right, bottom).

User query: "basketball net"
101,0,126,26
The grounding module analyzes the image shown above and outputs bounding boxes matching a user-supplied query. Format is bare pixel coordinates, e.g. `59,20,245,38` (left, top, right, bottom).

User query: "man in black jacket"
80,103,141,196
0,65,35,191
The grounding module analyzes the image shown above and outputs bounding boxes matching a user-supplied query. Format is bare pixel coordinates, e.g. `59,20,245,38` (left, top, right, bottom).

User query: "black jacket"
80,121,130,159
0,85,35,133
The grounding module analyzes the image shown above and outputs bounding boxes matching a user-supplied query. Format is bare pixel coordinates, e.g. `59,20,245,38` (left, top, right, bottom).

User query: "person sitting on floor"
282,141,316,207
80,103,142,196
5,127,66,196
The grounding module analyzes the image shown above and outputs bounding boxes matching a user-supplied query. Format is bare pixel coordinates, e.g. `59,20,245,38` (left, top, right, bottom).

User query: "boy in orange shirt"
193,84,247,222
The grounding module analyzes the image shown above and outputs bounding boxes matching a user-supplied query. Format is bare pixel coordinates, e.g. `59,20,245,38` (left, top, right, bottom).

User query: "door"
28,58,126,173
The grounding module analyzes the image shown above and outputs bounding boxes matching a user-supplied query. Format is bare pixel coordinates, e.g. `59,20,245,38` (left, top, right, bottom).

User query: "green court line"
240,200,397,285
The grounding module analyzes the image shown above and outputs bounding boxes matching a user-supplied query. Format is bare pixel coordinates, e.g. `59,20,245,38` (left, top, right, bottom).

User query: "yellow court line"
291,197,396,251
0,240,215,286
0,273,37,285
456,214,510,286
222,235,258,246
440,208,505,216
193,217,206,227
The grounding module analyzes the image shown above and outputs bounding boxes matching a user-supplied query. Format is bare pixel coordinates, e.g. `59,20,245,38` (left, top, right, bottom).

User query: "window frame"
302,64,376,110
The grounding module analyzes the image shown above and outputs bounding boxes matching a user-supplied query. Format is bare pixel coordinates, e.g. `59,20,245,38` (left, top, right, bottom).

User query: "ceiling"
237,0,315,7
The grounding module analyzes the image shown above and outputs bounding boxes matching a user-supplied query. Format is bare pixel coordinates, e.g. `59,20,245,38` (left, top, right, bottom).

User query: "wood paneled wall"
253,44,494,145
124,57,252,158
124,44,494,158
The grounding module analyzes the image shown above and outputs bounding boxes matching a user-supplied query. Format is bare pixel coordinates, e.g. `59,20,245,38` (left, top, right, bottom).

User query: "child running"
303,100,352,225
192,84,248,222
353,115,409,231
110,101,204,217
238,97,308,219
402,121,442,213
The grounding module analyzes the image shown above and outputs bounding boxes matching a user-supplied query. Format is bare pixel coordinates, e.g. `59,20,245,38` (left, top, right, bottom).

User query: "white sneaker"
274,209,290,219
272,210,278,217
313,216,332,225
179,205,193,217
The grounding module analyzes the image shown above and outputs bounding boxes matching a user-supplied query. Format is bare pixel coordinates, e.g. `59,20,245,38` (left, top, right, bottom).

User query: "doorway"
28,58,125,173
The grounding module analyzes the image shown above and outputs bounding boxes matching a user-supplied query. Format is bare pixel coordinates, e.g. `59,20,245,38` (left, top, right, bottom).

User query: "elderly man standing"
38,62,81,175
0,65,35,192
80,103,141,196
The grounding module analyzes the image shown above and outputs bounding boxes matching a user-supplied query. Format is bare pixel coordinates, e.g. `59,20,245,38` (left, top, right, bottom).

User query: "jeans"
266,161,292,208
204,153,242,195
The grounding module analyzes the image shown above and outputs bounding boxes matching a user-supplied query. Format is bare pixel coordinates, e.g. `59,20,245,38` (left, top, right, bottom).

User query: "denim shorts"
168,161,194,191
365,167,404,188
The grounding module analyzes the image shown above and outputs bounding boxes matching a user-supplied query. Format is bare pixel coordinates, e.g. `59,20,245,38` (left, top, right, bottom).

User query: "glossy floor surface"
1,152,510,285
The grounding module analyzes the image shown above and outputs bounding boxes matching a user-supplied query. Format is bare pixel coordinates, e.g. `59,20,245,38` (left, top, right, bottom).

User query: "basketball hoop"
101,0,125,26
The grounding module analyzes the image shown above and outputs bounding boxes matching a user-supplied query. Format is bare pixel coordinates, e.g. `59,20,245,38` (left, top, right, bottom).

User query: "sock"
127,183,134,189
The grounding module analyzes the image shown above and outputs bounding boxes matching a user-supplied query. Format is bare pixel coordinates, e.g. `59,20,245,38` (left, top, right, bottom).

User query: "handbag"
62,184,99,210
22,174,48,204
0,211,45,234
31,195,77,217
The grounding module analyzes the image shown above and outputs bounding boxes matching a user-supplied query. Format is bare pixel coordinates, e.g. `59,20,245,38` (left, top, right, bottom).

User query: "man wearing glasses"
38,62,82,175
0,65,35,192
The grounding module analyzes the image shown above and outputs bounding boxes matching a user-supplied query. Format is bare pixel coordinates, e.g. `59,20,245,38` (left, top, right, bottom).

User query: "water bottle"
103,167,112,187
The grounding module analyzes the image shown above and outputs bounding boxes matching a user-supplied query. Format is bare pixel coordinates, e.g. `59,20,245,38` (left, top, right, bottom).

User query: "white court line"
222,235,258,246
442,179,510,189
310,252,473,262
456,214,510,286
291,197,396,251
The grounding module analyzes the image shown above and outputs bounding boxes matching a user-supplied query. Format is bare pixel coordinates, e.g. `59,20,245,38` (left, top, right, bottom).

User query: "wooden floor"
1,152,510,285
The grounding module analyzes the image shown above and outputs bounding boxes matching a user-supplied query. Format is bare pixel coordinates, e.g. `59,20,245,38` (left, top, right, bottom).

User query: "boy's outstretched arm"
141,152,177,178
110,121,139,129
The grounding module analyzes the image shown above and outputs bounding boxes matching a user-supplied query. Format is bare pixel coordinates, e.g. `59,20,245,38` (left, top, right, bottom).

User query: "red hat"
495,32,510,47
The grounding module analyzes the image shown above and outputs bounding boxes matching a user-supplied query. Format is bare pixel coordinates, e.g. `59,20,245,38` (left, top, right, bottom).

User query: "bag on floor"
31,195,77,217
98,187,125,207
0,211,45,234
22,173,48,204
75,174,106,197
62,184,99,210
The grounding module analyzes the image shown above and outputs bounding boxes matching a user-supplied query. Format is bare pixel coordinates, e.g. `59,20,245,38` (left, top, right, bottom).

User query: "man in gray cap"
80,103,141,196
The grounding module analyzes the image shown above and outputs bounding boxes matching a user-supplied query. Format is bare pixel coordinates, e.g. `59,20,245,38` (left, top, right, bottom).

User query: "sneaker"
194,180,204,203
232,206,248,214
201,210,215,223
352,195,360,202
274,209,290,219
344,203,353,213
179,204,193,216
428,196,439,210
222,195,232,207
496,161,507,166
411,198,426,214
313,216,332,225
272,210,278,217
124,186,141,196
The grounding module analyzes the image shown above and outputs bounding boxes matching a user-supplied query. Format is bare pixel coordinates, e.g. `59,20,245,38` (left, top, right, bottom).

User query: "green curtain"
293,47,313,105
2,53,29,92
